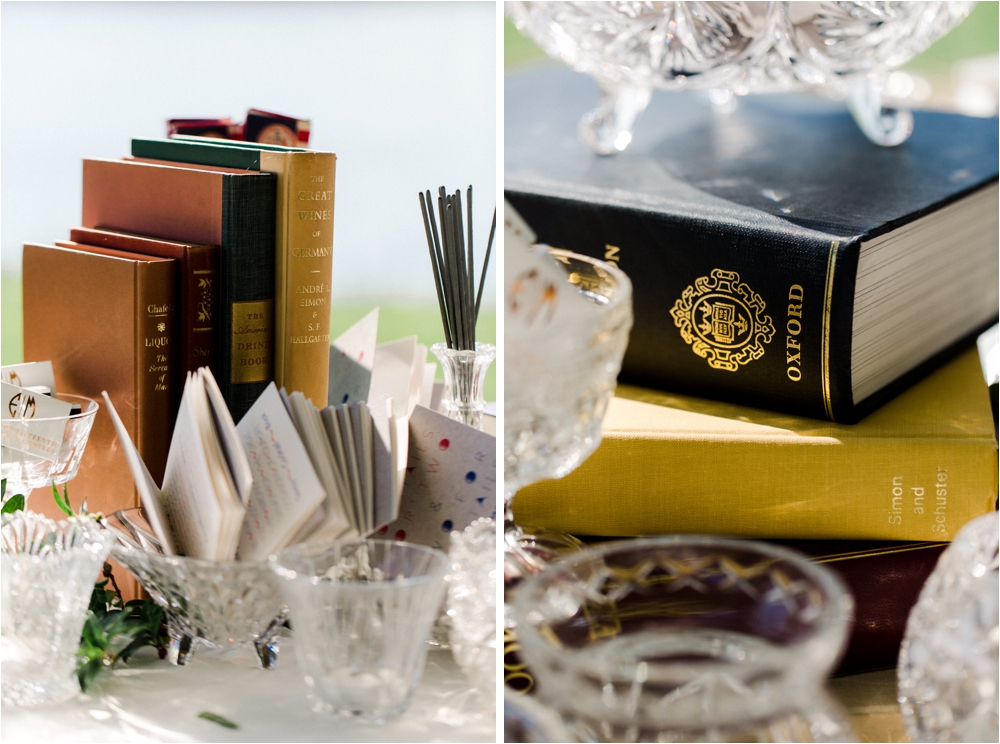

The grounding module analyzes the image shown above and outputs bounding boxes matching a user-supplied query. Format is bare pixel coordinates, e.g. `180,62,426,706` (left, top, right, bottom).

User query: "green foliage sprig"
76,567,169,691
0,477,25,514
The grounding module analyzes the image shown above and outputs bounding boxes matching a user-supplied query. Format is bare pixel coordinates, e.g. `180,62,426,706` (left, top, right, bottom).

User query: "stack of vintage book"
20,136,337,579
506,68,999,675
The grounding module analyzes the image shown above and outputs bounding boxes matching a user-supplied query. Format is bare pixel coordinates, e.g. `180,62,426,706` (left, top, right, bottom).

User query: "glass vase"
898,511,999,743
1,510,112,707
431,342,495,431
512,536,856,742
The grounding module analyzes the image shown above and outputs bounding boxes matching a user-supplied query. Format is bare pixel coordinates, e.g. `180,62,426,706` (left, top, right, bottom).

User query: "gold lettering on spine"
821,241,839,419
275,150,336,403
604,244,620,265
231,299,273,384
296,210,333,221
786,284,803,382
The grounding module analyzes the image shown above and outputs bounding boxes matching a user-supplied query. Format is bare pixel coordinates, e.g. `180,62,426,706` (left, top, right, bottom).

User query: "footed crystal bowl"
507,1,974,154
111,540,286,669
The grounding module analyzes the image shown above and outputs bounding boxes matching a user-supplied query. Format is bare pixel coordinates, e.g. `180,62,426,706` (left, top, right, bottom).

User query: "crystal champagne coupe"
504,248,632,575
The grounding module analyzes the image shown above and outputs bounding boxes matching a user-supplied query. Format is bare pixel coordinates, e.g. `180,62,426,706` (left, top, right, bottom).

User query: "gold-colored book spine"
514,348,998,541
264,150,337,404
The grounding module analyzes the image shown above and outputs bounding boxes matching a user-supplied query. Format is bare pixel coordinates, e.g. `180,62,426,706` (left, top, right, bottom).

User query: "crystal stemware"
504,248,632,574
0,393,99,499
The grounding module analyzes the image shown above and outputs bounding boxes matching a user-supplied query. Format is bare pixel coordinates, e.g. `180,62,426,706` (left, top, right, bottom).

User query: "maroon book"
503,538,948,692
778,539,947,676
62,227,220,391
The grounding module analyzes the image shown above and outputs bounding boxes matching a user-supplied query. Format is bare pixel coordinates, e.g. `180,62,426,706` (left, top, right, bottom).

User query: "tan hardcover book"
22,243,176,517
263,149,336,406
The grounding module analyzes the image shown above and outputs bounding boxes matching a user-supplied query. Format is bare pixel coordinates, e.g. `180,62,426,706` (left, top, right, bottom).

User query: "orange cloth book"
22,243,178,599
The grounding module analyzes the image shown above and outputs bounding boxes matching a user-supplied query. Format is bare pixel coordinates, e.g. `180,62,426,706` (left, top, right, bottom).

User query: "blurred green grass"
1,274,495,401
330,302,496,401
505,5,999,71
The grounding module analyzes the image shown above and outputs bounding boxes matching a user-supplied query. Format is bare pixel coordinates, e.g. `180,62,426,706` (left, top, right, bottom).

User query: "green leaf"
76,644,108,663
80,613,109,650
198,712,238,729
52,482,73,517
89,582,111,617
77,657,106,692
1,494,25,514
75,565,173,691
1,478,6,500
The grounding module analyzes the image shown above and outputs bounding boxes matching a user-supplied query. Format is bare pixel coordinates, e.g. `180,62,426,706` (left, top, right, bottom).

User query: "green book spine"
132,138,261,170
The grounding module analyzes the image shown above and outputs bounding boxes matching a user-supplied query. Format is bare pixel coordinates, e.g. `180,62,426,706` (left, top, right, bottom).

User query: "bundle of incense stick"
419,186,496,351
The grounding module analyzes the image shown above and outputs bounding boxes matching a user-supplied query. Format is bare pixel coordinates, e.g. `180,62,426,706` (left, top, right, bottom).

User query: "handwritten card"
378,405,496,552
236,383,326,561
328,308,379,407
370,336,418,418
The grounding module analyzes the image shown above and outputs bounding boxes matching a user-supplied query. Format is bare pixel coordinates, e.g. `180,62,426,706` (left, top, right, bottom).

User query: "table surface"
830,668,911,744
1,636,495,743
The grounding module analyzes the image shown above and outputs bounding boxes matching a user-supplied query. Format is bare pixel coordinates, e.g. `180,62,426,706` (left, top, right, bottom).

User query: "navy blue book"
506,67,999,422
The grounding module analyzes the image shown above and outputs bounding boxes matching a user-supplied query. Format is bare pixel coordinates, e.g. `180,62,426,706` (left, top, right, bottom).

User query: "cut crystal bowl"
513,536,856,741
898,511,999,743
447,517,497,700
507,1,974,154
111,540,286,669
2,511,113,707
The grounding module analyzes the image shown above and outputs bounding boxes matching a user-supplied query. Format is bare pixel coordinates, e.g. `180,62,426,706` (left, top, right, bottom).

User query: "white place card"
377,405,495,552
1,382,73,462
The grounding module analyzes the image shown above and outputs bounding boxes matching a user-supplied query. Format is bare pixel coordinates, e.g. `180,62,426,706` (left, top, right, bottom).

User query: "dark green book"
83,157,276,421
506,67,999,422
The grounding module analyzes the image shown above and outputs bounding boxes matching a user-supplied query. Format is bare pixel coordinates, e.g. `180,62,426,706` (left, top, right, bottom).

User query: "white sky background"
0,1,497,304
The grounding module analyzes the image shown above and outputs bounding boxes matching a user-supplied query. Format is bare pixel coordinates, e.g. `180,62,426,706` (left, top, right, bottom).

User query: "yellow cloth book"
513,347,997,541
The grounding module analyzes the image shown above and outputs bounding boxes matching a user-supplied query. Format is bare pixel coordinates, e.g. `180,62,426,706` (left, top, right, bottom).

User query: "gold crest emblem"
670,269,775,371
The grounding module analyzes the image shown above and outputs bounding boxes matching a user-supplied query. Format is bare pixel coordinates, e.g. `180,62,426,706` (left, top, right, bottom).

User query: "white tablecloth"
2,636,494,743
